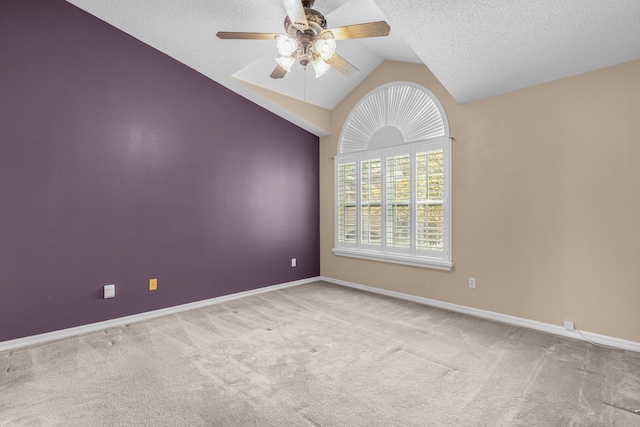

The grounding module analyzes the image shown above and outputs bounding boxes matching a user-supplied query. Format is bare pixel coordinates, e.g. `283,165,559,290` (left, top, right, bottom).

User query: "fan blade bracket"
322,21,390,40
292,21,309,32
283,0,309,31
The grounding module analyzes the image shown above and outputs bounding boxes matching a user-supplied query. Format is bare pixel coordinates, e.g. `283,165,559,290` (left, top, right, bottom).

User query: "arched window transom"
339,82,448,153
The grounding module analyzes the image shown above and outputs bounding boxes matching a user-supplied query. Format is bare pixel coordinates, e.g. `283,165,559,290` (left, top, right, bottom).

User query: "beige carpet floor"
1,281,640,426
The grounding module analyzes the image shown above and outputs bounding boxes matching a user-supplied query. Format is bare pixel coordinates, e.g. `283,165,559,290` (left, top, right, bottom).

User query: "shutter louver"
417,150,444,251
361,159,382,246
386,154,411,249
338,161,357,243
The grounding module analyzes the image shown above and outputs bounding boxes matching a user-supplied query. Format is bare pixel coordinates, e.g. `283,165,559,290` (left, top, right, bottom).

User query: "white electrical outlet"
104,284,115,299
291,258,297,267
468,277,476,289
564,320,575,330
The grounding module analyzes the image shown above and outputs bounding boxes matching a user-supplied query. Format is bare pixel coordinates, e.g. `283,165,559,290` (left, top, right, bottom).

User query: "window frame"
333,82,453,271
334,138,452,270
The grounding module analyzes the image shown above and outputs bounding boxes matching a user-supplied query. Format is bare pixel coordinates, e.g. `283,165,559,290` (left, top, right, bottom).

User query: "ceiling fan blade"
282,0,309,31
216,32,280,40
270,64,289,79
326,53,359,78
323,21,390,40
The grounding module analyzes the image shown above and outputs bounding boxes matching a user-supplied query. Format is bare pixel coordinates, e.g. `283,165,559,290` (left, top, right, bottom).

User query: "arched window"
333,82,452,270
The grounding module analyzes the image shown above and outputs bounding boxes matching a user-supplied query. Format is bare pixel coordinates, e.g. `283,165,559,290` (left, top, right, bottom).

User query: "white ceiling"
67,0,639,135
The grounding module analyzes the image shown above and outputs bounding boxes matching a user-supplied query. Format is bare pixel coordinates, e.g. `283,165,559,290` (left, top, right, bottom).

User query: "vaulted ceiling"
67,0,640,136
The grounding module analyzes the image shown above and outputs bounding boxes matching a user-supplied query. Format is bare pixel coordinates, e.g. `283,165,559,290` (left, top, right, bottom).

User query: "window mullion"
443,141,451,257
335,160,342,245
410,146,417,257
356,156,362,250
381,152,387,253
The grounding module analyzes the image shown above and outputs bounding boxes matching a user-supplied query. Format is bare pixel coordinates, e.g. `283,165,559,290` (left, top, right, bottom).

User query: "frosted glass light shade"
277,35,298,57
276,55,295,72
312,57,330,78
314,38,336,60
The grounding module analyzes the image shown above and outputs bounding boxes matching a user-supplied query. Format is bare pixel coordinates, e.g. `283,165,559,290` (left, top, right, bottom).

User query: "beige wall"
320,60,640,343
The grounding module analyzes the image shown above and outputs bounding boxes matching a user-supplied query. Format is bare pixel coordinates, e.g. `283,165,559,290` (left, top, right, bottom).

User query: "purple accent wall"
0,1,320,342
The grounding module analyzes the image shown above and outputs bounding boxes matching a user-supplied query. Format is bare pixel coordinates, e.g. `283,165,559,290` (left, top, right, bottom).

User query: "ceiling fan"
216,0,390,79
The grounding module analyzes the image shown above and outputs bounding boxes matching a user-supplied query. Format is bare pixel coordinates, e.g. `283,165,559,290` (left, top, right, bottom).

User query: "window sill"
332,248,454,271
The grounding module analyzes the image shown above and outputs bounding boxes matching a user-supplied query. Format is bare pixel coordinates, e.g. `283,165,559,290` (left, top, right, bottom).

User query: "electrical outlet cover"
564,320,575,330
104,284,115,299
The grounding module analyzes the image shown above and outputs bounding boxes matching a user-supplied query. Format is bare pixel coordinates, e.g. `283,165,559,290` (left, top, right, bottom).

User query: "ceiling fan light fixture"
276,55,296,72
276,35,298,57
312,56,330,78
315,37,336,61
217,2,389,80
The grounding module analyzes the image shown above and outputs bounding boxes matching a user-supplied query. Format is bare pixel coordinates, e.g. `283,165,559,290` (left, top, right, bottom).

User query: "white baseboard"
5,276,639,354
0,277,318,353
320,276,640,354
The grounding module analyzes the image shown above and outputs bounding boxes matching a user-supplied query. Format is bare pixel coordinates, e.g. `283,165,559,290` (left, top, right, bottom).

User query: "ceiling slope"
66,0,640,136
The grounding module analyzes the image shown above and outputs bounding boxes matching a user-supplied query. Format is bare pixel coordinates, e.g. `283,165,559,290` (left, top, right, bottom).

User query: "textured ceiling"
66,0,639,135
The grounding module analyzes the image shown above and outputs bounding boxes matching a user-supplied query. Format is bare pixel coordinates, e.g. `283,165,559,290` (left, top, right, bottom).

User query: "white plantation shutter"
386,153,411,252
416,148,444,255
361,158,382,247
334,83,452,270
337,159,357,245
